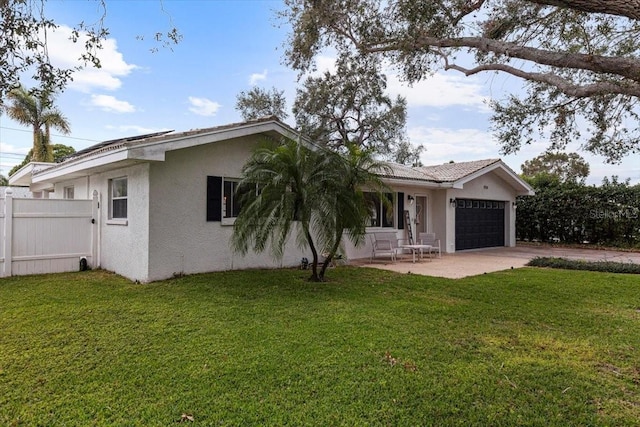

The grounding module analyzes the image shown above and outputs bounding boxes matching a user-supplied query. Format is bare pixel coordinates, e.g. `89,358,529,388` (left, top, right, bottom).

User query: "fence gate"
0,189,98,278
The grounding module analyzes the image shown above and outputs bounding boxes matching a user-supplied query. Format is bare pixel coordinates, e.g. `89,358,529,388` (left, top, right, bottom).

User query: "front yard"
1,267,639,425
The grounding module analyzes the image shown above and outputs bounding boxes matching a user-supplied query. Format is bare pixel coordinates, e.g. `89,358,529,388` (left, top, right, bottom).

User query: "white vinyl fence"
0,189,98,277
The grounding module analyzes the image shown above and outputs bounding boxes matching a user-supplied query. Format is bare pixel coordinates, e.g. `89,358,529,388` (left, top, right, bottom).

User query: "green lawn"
1,267,639,426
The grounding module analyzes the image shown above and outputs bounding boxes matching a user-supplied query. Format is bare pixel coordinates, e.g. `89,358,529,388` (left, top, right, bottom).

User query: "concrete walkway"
353,245,640,279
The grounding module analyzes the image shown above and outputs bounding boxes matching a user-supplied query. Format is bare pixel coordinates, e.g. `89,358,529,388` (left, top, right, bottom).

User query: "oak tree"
283,0,640,162
235,87,289,121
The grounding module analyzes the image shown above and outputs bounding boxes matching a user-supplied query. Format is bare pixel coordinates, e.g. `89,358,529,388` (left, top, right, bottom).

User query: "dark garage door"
455,199,505,250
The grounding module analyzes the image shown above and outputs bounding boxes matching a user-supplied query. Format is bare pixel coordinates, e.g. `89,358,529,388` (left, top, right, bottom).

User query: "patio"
353,245,640,279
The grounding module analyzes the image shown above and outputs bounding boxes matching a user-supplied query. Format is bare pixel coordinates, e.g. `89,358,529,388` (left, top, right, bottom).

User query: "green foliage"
235,86,289,121
8,144,76,176
528,257,640,274
293,56,423,164
282,0,640,162
0,1,181,102
521,150,590,183
517,177,640,246
3,86,71,163
2,268,640,425
232,137,388,281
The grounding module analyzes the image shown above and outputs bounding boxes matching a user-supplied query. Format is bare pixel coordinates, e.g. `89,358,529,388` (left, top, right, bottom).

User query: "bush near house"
2,268,640,425
528,257,640,274
517,177,640,247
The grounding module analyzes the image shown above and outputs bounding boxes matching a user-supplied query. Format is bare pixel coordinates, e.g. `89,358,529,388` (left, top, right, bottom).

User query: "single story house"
10,117,533,282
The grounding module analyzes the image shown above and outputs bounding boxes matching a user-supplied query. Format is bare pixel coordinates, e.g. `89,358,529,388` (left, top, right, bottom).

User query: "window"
63,186,74,199
366,192,394,228
207,176,254,222
223,179,242,218
110,177,127,219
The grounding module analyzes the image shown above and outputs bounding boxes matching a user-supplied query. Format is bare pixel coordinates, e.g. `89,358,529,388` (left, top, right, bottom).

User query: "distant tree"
283,0,640,163
521,151,590,183
0,175,8,186
9,144,76,176
293,56,423,164
236,87,289,121
3,86,71,163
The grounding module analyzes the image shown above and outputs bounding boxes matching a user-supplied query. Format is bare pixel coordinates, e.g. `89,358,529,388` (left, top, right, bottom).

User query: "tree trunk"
529,0,640,20
305,227,321,282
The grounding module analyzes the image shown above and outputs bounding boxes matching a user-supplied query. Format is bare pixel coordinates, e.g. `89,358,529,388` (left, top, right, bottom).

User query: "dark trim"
397,192,404,229
207,176,222,222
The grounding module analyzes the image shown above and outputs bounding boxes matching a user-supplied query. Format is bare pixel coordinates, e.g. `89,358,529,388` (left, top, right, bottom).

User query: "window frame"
63,186,74,199
108,176,128,224
365,191,395,228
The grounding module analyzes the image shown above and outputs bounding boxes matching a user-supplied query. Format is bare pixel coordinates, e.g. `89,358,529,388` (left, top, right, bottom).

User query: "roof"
9,116,532,196
382,159,501,183
382,158,533,195
41,115,292,176
12,116,300,188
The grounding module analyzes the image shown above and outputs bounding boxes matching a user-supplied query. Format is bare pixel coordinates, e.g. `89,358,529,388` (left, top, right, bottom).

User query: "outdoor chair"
418,232,441,258
370,232,403,263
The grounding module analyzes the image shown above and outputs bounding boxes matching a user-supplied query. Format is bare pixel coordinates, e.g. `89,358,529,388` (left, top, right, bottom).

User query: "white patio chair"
370,232,402,263
418,232,441,258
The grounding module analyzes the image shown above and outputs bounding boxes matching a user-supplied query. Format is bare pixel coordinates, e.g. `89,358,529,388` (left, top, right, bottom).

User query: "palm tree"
231,137,389,281
4,86,70,163
315,144,390,279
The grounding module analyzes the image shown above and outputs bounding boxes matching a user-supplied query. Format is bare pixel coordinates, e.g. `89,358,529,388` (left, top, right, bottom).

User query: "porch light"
449,198,456,207
407,195,414,205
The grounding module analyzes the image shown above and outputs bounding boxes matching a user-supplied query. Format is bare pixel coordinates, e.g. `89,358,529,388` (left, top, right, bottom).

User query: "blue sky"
1,0,638,185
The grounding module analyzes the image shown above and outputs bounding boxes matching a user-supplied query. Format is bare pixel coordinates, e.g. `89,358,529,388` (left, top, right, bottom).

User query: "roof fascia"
31,149,129,183
8,162,55,186
381,177,453,188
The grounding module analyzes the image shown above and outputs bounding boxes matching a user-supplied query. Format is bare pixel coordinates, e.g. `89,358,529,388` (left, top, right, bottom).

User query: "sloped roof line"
32,116,293,176
381,158,504,183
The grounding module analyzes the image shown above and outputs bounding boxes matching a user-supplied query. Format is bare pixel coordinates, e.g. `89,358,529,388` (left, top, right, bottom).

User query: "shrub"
527,257,640,274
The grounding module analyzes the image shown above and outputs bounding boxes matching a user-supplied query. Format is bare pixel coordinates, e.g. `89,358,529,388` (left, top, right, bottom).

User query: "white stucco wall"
146,136,306,282
90,164,151,282
52,176,91,199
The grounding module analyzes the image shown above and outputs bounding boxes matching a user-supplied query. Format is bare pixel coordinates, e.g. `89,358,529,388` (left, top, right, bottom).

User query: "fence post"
3,188,13,277
91,190,99,269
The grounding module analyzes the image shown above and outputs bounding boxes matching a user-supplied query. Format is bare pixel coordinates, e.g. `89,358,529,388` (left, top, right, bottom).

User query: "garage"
455,199,506,250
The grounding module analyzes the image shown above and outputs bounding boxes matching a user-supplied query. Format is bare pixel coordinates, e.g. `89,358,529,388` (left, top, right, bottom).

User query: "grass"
1,267,640,426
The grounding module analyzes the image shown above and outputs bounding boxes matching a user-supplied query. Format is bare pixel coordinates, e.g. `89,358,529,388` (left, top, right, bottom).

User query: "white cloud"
249,69,268,85
47,25,138,92
90,95,136,113
388,72,490,110
188,97,221,117
409,126,498,165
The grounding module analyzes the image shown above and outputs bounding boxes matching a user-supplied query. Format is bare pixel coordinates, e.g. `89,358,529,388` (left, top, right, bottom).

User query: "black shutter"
207,176,222,222
397,192,404,229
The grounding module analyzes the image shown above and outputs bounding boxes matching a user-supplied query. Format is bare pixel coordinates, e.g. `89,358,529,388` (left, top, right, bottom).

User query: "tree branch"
527,0,640,20
442,59,640,97
363,35,640,82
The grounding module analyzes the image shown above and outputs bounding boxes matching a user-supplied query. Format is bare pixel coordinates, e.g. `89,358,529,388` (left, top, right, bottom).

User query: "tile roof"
382,158,502,183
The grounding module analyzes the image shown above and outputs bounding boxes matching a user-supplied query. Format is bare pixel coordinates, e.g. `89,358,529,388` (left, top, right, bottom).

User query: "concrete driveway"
355,245,640,279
